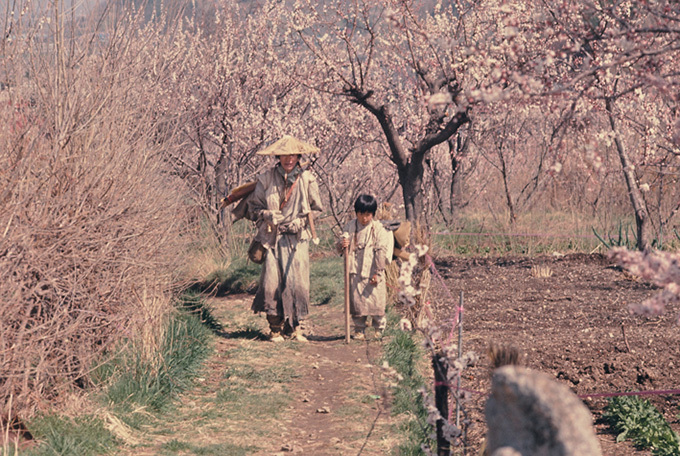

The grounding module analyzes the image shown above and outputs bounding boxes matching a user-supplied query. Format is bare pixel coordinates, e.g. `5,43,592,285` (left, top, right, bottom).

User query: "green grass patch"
205,336,301,427
25,294,217,455
24,415,117,456
176,290,223,332
205,235,343,306
191,257,261,295
429,210,632,257
214,385,290,419
160,439,257,456
381,308,435,455
603,395,680,455
224,364,302,385
361,393,383,404
214,354,299,419
223,343,270,360
103,311,212,417
216,307,267,340
309,255,344,307
334,403,369,418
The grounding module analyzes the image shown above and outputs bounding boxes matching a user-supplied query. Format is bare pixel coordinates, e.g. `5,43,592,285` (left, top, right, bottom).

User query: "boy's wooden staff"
342,233,351,344
307,213,319,245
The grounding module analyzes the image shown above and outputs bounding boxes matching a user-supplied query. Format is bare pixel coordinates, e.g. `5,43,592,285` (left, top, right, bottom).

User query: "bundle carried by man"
221,181,257,208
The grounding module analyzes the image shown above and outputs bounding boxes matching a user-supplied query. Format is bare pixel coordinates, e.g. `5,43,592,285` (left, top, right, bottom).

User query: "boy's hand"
339,238,350,249
369,274,379,285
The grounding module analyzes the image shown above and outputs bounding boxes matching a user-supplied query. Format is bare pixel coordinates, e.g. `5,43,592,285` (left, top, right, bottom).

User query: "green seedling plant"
603,395,680,456
592,222,637,250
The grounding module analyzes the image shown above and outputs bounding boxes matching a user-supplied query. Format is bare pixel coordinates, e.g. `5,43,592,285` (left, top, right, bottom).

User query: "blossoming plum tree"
289,0,487,222
512,1,680,250
164,1,387,230
522,1,680,318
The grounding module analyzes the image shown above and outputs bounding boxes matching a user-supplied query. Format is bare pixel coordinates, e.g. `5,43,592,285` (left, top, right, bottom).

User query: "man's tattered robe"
239,165,323,329
342,219,393,317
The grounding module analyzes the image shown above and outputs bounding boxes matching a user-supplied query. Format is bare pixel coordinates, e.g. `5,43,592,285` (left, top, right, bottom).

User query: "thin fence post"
433,349,450,456
456,290,463,428
343,245,350,344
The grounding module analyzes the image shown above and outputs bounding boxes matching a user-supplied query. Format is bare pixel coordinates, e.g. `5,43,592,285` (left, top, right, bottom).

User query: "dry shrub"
385,261,401,306
530,264,554,278
487,342,521,369
0,6,195,420
391,221,433,328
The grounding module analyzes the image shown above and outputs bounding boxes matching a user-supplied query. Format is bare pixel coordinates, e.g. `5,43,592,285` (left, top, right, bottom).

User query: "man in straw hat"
238,135,324,342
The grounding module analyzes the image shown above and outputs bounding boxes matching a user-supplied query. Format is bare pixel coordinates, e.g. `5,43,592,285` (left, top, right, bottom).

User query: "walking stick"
343,234,351,344
307,213,320,245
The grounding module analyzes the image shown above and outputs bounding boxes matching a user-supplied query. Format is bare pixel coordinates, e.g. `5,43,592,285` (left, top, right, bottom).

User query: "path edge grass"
21,295,215,456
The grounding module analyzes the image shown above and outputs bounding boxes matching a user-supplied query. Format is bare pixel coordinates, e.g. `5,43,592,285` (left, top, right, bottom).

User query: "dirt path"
131,293,402,455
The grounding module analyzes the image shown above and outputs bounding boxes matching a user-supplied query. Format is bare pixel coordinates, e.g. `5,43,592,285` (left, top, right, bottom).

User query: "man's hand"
261,209,283,225
278,218,305,234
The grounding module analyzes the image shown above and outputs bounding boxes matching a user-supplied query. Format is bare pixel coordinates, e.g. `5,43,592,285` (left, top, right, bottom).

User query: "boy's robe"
342,219,393,316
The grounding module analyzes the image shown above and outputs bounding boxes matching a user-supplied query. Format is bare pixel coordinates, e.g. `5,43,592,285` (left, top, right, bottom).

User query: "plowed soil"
426,252,680,455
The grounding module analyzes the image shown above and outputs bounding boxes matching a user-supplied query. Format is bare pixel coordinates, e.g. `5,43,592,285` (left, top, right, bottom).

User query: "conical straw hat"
256,135,320,156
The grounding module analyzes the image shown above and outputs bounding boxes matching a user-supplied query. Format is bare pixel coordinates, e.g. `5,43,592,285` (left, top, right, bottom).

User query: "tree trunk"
605,98,652,251
499,150,517,225
449,133,468,212
428,156,453,225
346,87,469,223
399,154,426,222
214,147,228,227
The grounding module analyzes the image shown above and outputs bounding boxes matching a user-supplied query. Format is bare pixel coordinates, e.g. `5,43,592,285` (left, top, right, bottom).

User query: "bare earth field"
427,252,680,455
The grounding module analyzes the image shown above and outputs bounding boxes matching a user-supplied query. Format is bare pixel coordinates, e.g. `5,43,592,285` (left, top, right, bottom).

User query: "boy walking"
337,194,393,340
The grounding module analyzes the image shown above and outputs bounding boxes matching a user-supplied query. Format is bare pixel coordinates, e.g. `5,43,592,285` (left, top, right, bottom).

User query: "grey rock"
485,365,601,456
491,448,522,456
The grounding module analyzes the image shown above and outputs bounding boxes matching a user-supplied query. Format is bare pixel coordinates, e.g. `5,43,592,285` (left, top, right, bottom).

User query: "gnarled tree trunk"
347,87,470,222
605,97,652,251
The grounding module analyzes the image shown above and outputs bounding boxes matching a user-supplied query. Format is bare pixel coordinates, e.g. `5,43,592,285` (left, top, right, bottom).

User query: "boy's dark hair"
354,194,377,215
